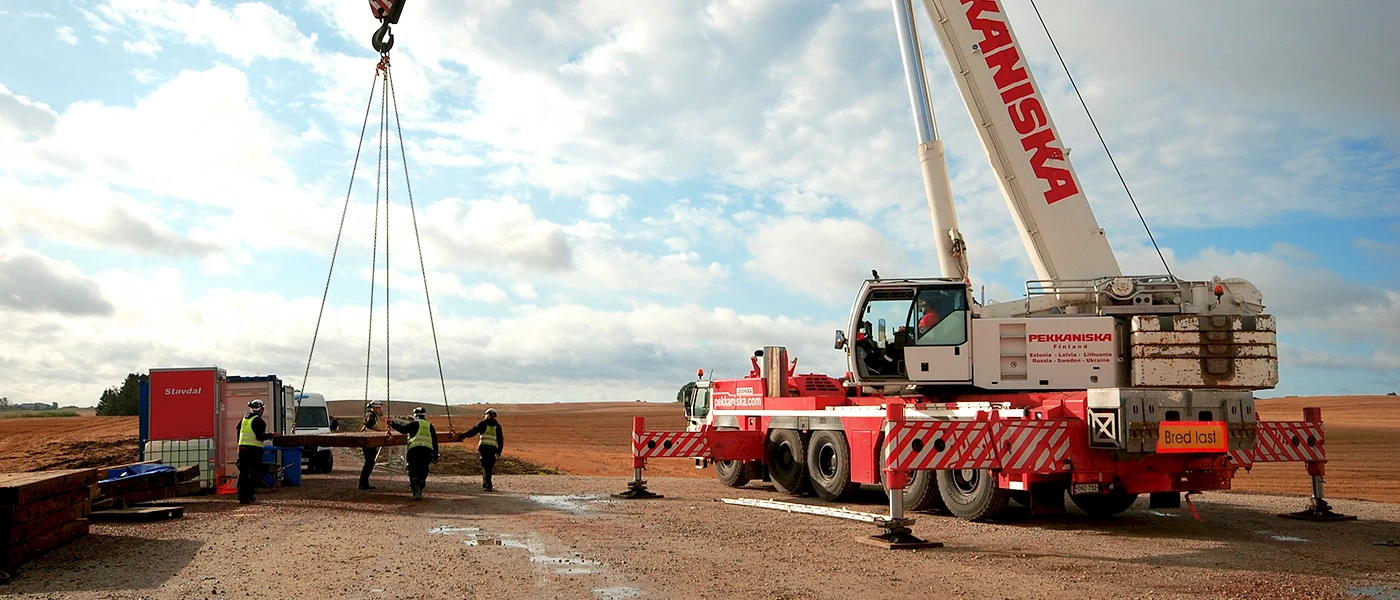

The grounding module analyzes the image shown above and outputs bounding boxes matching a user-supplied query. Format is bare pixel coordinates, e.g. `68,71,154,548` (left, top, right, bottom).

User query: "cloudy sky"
2,0,1396,408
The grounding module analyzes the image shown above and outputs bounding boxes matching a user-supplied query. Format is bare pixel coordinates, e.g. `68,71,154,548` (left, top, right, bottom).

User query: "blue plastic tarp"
101,463,177,484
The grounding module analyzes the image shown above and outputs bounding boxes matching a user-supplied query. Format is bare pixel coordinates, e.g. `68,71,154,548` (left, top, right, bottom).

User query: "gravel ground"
4,471,1399,600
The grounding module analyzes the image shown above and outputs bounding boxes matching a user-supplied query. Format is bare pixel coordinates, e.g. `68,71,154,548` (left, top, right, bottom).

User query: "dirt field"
3,471,1398,599
3,396,1397,501
3,396,1400,598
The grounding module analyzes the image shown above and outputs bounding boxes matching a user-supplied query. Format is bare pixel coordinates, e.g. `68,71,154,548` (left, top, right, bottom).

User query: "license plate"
1072,483,1101,494
1157,421,1228,453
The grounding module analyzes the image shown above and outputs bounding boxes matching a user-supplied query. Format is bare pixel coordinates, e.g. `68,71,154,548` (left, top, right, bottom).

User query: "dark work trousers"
406,446,434,490
479,448,499,489
360,447,379,488
237,446,264,503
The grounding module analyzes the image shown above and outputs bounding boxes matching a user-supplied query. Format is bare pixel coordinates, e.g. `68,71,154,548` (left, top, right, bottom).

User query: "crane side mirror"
834,330,847,350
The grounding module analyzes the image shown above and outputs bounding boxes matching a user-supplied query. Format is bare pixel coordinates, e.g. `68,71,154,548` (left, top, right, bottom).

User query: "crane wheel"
766,429,812,496
714,460,750,488
1070,489,1139,518
937,469,1010,521
806,430,858,502
885,470,947,512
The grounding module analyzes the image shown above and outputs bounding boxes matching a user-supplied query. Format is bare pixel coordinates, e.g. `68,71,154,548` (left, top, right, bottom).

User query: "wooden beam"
92,480,202,511
0,469,100,506
89,505,183,523
3,519,87,571
4,499,87,547
274,431,468,448
0,487,90,525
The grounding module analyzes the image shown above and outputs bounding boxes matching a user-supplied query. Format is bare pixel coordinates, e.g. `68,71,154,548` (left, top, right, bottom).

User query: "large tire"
1070,489,1139,518
883,470,947,512
806,431,859,501
937,469,1011,522
714,460,750,488
766,429,811,496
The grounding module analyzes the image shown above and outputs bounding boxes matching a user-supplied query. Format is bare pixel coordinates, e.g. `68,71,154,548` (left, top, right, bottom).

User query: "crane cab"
839,277,1129,391
840,278,973,386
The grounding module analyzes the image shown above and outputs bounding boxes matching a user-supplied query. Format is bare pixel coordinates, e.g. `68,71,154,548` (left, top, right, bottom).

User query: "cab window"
691,388,710,419
910,287,968,346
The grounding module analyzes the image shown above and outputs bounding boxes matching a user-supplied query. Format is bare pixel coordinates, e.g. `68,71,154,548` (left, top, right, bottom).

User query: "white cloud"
56,26,78,45
745,216,905,303
122,39,160,56
2,66,298,209
585,193,631,219
0,177,219,257
131,68,162,84
0,84,57,139
512,282,538,300
1355,238,1400,258
422,196,572,272
0,249,112,316
98,0,319,65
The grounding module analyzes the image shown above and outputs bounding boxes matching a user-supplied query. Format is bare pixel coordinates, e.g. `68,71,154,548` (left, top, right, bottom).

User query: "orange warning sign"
1156,421,1228,454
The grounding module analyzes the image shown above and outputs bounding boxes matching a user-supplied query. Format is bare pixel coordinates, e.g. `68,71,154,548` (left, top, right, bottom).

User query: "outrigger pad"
1278,509,1357,522
856,526,942,550
1278,499,1356,522
611,480,663,500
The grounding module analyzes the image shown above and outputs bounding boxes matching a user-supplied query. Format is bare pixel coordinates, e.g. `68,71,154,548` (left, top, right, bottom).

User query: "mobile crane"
623,0,1342,524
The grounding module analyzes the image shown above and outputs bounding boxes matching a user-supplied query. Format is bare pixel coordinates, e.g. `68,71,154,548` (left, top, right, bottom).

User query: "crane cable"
296,49,455,434
1027,0,1174,279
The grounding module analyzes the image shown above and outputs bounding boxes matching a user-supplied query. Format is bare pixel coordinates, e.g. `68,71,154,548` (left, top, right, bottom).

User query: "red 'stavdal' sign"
149,369,220,440
962,0,1079,204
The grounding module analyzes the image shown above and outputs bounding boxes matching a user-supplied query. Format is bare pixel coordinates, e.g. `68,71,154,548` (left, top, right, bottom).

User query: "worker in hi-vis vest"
359,400,386,490
390,407,439,500
463,408,503,491
236,399,275,504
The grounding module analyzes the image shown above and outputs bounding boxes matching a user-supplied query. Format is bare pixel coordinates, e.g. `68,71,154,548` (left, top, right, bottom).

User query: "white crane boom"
901,0,1122,283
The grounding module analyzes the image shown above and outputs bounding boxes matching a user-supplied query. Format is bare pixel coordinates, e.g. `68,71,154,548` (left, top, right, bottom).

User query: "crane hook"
372,21,395,54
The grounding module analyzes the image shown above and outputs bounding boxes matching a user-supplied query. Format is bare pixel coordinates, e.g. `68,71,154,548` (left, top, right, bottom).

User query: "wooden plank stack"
1,468,99,573
92,465,201,511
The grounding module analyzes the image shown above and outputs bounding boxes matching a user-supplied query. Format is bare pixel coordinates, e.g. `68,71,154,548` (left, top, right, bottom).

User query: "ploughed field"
3,396,1396,503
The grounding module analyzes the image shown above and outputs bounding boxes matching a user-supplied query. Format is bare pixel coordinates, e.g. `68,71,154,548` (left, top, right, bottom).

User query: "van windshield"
296,406,330,429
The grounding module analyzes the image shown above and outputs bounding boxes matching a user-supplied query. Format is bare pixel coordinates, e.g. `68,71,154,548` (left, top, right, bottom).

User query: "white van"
293,392,335,472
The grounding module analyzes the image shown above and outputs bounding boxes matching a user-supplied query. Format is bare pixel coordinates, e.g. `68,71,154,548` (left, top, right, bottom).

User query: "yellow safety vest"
408,420,434,450
238,416,262,448
478,424,500,449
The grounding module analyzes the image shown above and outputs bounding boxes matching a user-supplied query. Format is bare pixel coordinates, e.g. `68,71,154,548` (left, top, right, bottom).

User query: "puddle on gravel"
526,494,614,514
429,524,605,576
1146,511,1178,518
1347,586,1400,600
1253,530,1310,543
428,526,481,535
594,586,643,599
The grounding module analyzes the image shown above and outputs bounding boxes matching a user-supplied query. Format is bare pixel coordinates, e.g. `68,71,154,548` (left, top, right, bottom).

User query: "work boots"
411,479,424,500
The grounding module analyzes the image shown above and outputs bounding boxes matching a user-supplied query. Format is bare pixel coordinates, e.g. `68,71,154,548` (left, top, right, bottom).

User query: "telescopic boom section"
908,0,1121,282
891,0,969,281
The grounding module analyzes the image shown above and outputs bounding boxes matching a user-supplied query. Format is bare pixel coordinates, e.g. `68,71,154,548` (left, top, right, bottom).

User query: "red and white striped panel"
633,431,711,460
1235,421,1325,464
993,421,1073,473
885,421,996,471
368,0,395,18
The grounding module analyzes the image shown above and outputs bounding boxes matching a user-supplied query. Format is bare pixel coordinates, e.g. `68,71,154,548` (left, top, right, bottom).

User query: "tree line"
95,374,147,416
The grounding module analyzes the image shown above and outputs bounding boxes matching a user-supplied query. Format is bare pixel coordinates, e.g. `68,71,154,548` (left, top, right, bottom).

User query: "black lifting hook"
372,21,395,54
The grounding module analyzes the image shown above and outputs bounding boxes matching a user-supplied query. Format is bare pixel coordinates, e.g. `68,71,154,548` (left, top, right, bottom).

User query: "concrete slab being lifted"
275,431,469,448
